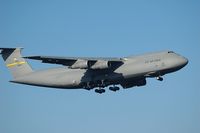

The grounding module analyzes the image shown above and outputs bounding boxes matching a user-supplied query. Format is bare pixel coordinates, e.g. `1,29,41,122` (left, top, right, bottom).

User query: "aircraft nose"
179,56,188,67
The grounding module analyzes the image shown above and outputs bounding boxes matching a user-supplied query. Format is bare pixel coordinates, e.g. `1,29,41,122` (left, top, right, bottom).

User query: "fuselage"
11,51,188,89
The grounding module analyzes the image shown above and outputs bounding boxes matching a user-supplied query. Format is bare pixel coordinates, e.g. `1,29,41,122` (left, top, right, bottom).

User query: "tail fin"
0,48,33,79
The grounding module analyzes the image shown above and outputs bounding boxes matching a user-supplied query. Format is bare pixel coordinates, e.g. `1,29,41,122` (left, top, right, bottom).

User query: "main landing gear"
95,88,105,94
95,80,106,94
94,80,121,94
95,86,120,94
109,86,120,92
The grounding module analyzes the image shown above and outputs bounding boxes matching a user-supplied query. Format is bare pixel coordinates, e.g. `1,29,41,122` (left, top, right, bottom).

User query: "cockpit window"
168,51,174,53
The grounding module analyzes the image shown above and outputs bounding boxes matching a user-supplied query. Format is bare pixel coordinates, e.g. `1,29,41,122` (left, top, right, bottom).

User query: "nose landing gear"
156,76,163,81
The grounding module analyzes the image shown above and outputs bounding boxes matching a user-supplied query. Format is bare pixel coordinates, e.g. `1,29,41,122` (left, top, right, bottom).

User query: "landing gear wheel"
101,89,106,93
95,88,105,94
109,86,120,92
156,76,163,81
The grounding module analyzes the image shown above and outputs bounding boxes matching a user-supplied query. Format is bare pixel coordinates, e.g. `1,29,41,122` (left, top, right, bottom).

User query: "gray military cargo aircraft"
0,48,188,94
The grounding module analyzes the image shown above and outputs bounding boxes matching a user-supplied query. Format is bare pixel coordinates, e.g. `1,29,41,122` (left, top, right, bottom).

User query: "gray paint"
0,48,33,79
0,48,188,93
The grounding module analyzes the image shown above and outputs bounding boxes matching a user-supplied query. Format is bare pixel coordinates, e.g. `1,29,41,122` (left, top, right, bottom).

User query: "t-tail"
0,48,33,79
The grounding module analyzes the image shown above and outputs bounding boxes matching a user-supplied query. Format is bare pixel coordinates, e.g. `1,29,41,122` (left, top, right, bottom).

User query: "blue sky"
0,0,199,133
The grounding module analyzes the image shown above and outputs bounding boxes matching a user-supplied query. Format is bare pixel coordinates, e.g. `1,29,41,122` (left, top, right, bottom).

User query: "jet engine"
70,60,89,69
91,60,111,69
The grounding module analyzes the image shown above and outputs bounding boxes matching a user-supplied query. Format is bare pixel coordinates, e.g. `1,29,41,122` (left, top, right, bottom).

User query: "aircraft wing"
24,56,124,69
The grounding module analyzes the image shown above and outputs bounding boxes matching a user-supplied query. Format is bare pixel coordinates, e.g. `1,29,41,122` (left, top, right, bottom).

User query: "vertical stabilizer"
0,48,33,79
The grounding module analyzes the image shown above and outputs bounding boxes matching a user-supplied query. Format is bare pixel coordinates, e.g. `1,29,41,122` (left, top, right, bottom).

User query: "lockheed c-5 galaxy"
0,48,188,94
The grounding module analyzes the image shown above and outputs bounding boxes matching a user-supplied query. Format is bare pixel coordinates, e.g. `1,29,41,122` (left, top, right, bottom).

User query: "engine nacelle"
91,60,111,69
70,60,89,69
